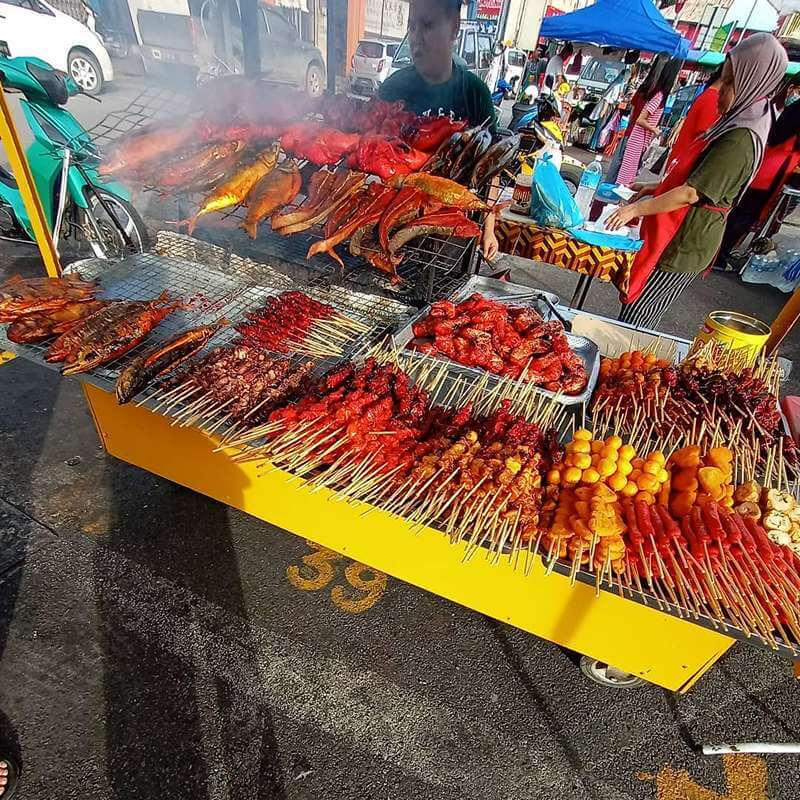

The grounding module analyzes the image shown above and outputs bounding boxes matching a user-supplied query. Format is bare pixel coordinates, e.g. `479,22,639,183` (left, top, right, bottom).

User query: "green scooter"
0,53,148,258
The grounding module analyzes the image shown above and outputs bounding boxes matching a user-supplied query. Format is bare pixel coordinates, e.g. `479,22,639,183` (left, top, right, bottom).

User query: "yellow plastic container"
695,311,771,364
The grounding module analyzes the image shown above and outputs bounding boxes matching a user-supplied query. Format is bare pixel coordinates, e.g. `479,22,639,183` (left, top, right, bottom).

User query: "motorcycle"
491,75,519,107
0,54,149,259
508,93,584,194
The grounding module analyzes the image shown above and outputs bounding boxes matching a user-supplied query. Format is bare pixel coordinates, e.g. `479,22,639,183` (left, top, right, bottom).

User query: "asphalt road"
2,78,800,799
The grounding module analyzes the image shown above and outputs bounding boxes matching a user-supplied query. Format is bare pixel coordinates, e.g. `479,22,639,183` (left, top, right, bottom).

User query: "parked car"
349,39,399,96
0,0,114,94
575,57,626,100
390,21,493,82
503,47,527,86
135,0,326,96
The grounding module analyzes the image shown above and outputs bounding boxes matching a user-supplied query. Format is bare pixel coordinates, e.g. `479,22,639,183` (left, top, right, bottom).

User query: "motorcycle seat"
0,164,17,189
27,63,69,106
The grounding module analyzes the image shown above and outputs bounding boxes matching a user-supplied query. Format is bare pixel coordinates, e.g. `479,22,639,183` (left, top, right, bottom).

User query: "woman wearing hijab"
606,33,788,329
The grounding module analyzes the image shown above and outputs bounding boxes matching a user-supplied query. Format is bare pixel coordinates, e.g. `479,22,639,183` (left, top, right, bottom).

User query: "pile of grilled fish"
44,293,179,376
425,124,521,190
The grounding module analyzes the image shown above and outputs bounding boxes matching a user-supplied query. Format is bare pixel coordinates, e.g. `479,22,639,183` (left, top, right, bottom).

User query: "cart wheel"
579,656,646,688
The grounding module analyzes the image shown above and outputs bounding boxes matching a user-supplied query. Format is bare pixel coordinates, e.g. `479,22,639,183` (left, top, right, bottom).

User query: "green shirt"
660,129,755,274
379,61,496,131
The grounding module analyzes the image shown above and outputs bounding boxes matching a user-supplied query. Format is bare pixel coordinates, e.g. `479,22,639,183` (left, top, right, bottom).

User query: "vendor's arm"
607,131,753,231
606,185,699,229
482,209,498,260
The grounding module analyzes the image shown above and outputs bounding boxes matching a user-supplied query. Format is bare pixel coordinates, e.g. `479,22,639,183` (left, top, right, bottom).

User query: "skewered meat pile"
410,294,589,394
236,291,365,358
245,359,561,552
171,344,314,424
592,351,798,475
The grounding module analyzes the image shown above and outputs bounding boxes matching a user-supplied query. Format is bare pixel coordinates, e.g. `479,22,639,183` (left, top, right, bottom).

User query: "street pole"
327,0,341,93
496,0,511,43
738,0,759,42
239,0,261,76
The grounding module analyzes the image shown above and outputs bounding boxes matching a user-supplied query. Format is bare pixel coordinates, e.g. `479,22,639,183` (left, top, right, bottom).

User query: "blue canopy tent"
539,0,690,58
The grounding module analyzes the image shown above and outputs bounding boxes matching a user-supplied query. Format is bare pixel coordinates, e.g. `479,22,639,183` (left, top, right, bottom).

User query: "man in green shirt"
378,0,496,132
379,0,498,259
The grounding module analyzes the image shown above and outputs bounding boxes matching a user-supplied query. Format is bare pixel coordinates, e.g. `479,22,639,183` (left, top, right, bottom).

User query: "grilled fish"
158,140,245,191
240,159,301,239
183,144,280,235
391,173,486,210
115,321,225,404
100,124,198,176
469,135,521,189
62,292,177,376
7,300,109,344
46,300,141,363
0,274,98,322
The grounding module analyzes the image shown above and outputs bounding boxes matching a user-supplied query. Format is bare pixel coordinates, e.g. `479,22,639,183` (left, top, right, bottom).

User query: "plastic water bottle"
741,253,766,283
575,155,603,220
742,252,780,284
775,249,800,292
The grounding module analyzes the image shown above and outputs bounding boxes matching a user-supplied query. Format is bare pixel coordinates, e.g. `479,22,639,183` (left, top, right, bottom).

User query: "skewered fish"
6,300,109,343
391,173,486,210
100,124,198,176
273,171,365,237
157,140,246,191
240,159,302,239
388,210,481,254
469,135,521,189
115,321,225,403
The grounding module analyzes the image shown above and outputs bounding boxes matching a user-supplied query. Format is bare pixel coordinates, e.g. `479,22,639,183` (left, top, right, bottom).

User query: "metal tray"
392,293,600,407
449,275,560,313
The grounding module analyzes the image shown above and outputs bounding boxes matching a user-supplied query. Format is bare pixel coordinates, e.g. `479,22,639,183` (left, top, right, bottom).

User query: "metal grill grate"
84,86,195,150
3,246,414,432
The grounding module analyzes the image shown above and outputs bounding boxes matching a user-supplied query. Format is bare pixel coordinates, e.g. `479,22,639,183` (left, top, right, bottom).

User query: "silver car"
349,39,399,96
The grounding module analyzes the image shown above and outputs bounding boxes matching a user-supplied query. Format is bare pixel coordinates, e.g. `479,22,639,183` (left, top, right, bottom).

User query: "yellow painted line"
0,351,16,367
640,753,767,799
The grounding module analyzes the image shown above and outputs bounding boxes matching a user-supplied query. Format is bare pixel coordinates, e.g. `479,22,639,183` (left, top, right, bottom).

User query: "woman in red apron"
606,33,788,330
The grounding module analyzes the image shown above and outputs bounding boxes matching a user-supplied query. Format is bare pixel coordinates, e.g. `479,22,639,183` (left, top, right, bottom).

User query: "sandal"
0,756,19,799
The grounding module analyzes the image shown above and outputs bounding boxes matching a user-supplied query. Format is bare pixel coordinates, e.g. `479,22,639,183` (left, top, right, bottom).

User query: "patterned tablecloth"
496,218,634,296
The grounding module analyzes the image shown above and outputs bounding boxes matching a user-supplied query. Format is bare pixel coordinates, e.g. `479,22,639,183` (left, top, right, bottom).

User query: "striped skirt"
618,269,698,330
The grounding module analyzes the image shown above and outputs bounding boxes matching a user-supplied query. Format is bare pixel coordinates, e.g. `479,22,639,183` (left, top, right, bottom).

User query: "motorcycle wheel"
71,189,150,260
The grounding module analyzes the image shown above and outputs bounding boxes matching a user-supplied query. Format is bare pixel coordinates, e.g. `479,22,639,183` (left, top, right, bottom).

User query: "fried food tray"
391,277,600,408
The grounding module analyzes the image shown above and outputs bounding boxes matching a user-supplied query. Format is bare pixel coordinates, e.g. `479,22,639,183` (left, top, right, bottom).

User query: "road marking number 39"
286,541,387,614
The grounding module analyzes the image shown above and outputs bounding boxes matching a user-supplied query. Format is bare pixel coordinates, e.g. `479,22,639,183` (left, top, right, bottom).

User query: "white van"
349,39,399,96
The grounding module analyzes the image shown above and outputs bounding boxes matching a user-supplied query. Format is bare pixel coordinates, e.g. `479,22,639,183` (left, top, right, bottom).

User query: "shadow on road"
94,435,286,798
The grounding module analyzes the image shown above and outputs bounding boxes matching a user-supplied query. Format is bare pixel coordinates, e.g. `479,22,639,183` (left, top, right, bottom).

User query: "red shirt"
669,86,720,164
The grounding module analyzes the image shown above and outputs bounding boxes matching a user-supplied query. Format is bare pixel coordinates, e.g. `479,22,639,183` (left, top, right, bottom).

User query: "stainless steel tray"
449,275,560,313
392,290,600,407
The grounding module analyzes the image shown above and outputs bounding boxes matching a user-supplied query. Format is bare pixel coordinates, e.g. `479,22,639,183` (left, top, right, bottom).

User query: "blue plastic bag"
529,154,584,229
